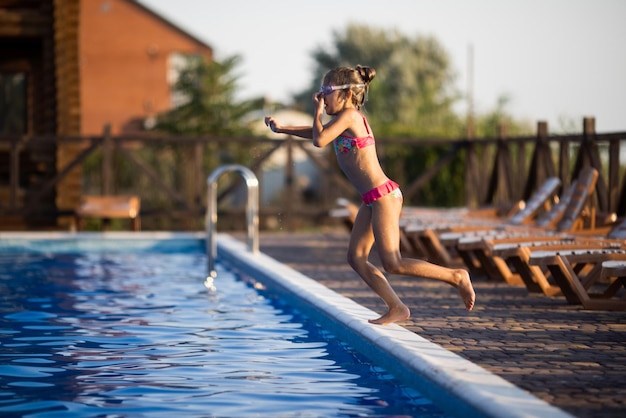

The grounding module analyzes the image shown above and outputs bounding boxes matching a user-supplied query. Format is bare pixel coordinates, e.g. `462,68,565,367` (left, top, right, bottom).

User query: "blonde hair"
322,65,376,109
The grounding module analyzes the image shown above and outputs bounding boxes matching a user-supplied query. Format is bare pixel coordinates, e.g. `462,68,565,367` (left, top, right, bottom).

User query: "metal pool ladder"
206,164,259,279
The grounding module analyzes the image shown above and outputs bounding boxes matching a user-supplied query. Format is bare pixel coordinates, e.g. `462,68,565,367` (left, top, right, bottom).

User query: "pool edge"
217,233,574,418
0,231,574,418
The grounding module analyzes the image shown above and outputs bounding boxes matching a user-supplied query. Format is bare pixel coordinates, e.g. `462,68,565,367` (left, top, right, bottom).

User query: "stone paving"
255,230,626,418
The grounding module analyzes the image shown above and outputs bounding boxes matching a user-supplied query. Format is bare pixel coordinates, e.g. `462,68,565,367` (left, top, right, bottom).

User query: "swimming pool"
0,232,573,418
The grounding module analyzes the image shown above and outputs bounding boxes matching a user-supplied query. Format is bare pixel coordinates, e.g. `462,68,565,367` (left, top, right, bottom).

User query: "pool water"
0,239,451,417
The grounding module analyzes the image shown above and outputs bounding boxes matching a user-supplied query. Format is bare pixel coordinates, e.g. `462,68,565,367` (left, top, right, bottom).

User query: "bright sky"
139,0,626,133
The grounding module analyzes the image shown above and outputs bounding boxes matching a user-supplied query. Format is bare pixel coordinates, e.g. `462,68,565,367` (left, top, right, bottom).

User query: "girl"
265,65,475,325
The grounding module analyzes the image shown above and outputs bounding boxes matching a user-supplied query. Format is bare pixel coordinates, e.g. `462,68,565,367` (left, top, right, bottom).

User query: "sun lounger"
528,248,626,310
601,260,626,290
468,216,624,294
434,167,599,274
401,176,563,266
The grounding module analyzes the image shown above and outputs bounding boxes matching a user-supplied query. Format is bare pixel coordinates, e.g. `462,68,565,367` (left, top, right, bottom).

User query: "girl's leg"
372,196,475,313
347,204,410,325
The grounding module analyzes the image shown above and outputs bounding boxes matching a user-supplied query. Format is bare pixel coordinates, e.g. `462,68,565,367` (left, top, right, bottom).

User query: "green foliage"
154,55,259,137
79,25,544,226
80,55,268,229
294,24,538,207
150,54,266,188
296,24,464,138
473,94,534,138
295,24,468,206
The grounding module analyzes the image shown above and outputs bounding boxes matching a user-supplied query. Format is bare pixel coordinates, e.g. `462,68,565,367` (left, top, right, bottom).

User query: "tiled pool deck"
256,230,626,418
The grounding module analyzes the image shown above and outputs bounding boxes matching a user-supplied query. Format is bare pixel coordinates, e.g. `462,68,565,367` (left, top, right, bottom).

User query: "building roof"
129,0,213,52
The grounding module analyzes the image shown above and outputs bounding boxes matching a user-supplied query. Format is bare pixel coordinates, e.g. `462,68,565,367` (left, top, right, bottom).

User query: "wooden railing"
1,117,624,231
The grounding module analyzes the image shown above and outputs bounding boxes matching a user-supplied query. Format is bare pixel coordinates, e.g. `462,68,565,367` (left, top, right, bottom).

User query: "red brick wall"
80,0,212,135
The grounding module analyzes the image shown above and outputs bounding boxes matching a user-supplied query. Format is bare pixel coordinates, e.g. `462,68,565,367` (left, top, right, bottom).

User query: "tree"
154,54,262,137
474,94,533,138
140,55,266,228
295,24,464,138
294,24,538,207
295,24,467,206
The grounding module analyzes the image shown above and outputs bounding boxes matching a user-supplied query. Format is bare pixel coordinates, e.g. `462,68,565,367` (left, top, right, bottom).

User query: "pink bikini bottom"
361,180,402,206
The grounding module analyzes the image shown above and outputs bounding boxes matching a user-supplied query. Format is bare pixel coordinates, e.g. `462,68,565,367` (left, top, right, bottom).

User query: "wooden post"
10,137,20,210
464,89,478,208
524,121,550,201
583,116,595,137
102,124,112,195
284,135,295,231
572,116,595,176
607,136,620,214
485,123,508,204
498,123,515,203
464,140,479,208
583,116,608,212
535,121,554,181
194,141,203,207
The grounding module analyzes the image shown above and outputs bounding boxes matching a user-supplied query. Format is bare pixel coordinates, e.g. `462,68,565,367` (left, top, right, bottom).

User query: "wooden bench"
73,195,141,231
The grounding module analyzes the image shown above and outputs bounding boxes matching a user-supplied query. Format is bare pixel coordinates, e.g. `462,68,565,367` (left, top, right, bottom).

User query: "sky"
139,0,626,133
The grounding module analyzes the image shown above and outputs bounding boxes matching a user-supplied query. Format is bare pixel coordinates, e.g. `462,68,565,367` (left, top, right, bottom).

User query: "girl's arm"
266,93,359,146
264,117,313,139
275,126,313,139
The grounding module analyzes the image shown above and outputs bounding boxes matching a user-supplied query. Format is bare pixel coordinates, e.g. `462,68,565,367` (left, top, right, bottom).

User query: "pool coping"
216,234,574,418
0,231,574,418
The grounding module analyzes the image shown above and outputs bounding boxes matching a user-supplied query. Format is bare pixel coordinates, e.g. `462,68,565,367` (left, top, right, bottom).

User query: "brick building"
80,0,213,135
0,0,213,228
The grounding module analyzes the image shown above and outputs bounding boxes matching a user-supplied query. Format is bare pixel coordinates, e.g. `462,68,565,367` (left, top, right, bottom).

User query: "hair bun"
355,64,376,84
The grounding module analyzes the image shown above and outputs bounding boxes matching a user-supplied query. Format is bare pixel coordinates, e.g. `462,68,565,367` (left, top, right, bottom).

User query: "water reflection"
0,246,447,417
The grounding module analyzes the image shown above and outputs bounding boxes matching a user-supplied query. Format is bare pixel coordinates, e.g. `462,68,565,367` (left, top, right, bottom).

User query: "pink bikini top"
333,115,375,154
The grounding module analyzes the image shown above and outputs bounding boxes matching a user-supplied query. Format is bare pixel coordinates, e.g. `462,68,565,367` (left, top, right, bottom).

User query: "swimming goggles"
319,83,365,95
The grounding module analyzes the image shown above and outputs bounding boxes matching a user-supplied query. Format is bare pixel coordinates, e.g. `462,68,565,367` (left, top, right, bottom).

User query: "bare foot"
454,269,475,311
368,304,410,326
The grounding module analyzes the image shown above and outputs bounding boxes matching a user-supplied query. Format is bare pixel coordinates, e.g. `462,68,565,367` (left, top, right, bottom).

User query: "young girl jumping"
265,65,475,325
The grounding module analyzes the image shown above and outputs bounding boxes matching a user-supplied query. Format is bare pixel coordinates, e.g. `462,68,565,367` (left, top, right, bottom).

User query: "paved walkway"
256,230,626,418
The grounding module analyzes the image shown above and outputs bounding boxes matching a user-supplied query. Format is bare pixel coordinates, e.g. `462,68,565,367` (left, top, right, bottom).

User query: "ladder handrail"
206,164,259,278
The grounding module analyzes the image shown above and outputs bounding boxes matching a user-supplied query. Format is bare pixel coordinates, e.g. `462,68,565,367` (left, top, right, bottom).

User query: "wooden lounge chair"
330,195,519,256
433,167,599,273
401,176,563,266
332,197,513,232
74,195,141,231
405,174,581,268
329,198,476,255
601,260,626,290
528,248,626,310
483,217,626,295
329,198,359,230
453,169,618,298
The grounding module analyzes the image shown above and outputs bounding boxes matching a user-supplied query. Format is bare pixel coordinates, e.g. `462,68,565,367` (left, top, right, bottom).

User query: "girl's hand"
264,116,279,133
312,92,324,106
312,92,324,116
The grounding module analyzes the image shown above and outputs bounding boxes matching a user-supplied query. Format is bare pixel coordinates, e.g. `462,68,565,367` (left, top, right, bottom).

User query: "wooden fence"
1,117,624,231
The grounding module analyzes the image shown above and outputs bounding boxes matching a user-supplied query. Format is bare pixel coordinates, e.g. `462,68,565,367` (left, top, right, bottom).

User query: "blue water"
0,238,451,417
